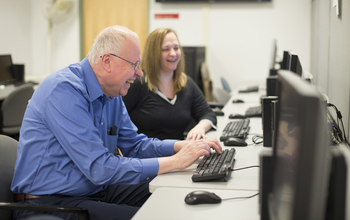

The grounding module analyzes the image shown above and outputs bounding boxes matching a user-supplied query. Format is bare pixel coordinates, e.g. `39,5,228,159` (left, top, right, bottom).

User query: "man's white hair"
87,25,138,65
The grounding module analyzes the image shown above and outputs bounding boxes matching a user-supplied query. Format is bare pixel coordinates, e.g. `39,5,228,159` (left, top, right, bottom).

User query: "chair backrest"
0,135,19,219
212,87,231,105
200,62,214,102
221,77,231,93
1,84,34,135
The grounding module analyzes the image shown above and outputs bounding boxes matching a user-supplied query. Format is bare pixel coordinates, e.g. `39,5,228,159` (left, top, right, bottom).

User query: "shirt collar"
79,58,111,102
156,88,177,105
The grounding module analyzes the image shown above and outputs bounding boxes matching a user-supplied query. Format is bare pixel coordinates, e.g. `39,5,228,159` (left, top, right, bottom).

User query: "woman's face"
160,32,181,74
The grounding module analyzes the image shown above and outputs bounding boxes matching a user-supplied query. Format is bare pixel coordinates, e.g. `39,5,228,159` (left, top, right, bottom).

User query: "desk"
137,86,265,220
149,144,263,193
231,82,266,103
149,89,265,193
0,84,16,100
132,187,260,220
0,76,43,100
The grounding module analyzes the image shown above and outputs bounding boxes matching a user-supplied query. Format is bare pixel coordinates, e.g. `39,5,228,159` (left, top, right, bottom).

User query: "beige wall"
83,0,148,57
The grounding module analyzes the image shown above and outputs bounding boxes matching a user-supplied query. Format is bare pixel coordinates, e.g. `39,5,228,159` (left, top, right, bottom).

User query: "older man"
11,25,221,220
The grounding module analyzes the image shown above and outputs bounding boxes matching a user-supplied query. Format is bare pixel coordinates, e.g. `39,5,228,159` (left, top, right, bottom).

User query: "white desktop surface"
0,75,44,100
230,84,266,104
149,144,263,193
231,92,263,104
132,187,260,220
149,97,265,193
0,84,16,100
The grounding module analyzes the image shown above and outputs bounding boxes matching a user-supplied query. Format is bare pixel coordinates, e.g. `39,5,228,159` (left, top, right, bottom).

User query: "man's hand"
158,139,222,174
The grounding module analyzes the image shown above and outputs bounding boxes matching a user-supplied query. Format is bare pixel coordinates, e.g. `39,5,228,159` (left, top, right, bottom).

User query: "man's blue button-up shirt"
11,58,176,196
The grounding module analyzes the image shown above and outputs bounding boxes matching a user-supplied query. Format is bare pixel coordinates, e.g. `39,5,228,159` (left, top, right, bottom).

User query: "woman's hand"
186,127,206,140
186,121,213,140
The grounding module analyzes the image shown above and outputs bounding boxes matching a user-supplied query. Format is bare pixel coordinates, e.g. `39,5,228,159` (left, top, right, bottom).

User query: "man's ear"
101,54,112,72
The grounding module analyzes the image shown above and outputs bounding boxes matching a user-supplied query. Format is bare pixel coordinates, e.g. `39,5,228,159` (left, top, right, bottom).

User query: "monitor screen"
290,54,303,77
268,70,330,220
269,39,278,76
280,51,291,71
269,39,278,70
0,54,15,85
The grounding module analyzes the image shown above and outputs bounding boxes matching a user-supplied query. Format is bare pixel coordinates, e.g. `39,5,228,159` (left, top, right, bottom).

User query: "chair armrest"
0,202,89,220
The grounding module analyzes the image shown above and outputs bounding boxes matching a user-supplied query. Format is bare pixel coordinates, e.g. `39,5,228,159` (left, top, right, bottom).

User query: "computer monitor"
269,39,278,76
326,143,350,220
182,46,205,92
290,54,303,77
268,70,330,220
280,51,292,71
0,54,16,85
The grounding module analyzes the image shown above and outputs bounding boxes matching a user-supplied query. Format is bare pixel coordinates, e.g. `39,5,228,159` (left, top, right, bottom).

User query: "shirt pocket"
107,134,119,154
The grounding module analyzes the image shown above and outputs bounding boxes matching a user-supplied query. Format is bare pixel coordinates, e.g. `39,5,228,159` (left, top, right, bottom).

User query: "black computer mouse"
224,137,248,146
232,99,244,103
184,190,222,205
229,113,247,119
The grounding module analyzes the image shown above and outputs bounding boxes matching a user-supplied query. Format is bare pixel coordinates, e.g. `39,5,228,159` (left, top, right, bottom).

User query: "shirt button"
146,177,149,180
101,122,103,125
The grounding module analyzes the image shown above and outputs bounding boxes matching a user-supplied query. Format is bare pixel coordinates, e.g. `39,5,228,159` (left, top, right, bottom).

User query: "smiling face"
101,35,143,97
160,32,181,75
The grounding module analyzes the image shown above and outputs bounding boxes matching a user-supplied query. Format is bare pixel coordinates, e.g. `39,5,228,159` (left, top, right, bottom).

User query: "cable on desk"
215,166,260,201
231,165,259,171
245,133,263,145
221,192,259,201
252,135,263,144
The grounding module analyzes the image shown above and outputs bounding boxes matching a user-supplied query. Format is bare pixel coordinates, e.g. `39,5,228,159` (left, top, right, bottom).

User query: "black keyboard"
238,85,259,93
245,106,262,117
192,148,236,182
220,119,250,141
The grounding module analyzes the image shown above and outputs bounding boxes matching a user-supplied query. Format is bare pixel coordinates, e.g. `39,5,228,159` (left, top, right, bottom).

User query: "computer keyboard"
238,85,259,93
220,119,250,141
245,105,262,117
192,148,236,182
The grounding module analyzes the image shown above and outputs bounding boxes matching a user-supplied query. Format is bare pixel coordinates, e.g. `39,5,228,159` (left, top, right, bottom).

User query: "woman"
123,28,216,140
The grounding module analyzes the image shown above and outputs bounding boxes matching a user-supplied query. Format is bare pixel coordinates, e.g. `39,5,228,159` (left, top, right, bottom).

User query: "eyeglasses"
102,53,141,71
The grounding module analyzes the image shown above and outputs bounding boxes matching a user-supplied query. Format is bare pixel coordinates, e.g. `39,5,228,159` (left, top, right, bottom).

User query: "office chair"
0,84,34,140
221,77,231,93
199,62,228,109
0,135,89,220
212,87,231,106
200,62,215,102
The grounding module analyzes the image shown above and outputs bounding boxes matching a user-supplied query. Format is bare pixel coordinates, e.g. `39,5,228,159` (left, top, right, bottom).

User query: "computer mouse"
184,190,222,205
224,137,248,146
232,99,244,103
229,113,247,119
